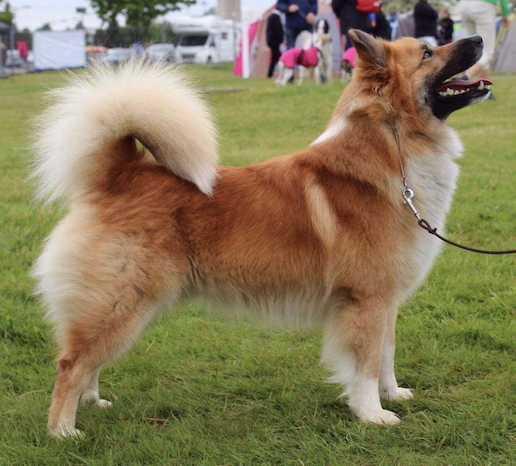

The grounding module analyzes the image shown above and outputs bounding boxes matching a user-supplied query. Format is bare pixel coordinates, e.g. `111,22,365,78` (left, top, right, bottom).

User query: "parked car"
146,43,176,62
100,48,133,66
5,50,23,67
86,45,108,65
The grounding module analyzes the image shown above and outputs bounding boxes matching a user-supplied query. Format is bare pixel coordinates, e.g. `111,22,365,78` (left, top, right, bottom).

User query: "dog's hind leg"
379,307,413,401
322,295,400,425
36,223,186,437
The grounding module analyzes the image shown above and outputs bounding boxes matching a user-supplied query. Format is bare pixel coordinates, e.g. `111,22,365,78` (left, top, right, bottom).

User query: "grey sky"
10,0,272,31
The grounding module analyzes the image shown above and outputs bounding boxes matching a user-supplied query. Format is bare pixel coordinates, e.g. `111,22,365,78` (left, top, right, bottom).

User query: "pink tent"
234,6,274,77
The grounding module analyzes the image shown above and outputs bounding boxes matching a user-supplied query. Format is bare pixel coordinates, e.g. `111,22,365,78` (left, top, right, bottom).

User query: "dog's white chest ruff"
398,128,462,299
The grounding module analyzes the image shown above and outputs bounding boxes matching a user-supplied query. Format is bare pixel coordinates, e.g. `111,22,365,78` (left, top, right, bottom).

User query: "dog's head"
346,30,490,121
314,19,331,46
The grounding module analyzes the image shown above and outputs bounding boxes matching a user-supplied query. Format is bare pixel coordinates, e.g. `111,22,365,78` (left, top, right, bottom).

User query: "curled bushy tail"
32,59,218,203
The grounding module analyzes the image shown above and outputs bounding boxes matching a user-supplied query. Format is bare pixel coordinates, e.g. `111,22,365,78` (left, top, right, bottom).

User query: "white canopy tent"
33,30,86,71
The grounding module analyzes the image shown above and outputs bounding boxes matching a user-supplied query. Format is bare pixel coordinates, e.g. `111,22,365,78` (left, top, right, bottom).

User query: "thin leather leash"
393,128,516,255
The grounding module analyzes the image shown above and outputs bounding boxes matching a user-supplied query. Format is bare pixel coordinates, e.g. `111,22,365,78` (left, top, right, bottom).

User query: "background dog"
276,45,321,85
341,46,356,82
276,25,332,85
33,31,490,437
313,19,333,84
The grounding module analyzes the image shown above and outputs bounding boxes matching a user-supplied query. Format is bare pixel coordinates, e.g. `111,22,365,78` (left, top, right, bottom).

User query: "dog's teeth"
460,89,465,93
486,84,491,90
453,90,460,95
479,81,485,90
446,88,454,95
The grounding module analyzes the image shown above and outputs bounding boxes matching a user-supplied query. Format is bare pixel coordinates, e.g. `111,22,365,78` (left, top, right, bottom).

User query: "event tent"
33,30,86,71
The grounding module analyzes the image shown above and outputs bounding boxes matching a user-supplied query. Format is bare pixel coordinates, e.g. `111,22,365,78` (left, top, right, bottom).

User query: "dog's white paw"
380,387,414,401
355,409,400,425
94,399,112,408
80,392,113,408
50,426,85,439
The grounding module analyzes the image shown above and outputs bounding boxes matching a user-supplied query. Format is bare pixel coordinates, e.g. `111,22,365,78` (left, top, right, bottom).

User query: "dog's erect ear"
348,29,386,68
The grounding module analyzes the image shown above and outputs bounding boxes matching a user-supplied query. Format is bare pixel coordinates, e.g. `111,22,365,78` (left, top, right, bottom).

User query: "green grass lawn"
1,64,516,465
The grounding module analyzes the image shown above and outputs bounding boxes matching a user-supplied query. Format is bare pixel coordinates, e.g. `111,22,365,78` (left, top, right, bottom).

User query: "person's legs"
471,2,496,78
268,45,281,78
460,2,477,37
286,28,298,49
462,1,495,78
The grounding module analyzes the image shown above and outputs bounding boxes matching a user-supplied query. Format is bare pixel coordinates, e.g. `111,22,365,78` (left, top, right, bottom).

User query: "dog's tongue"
438,78,492,93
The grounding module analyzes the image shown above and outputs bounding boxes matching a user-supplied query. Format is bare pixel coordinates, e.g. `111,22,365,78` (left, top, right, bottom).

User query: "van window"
209,37,216,47
180,35,208,46
221,32,228,40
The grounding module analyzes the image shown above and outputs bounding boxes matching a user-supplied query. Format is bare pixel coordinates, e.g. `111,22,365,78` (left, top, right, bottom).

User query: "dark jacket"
414,0,438,38
267,11,284,47
276,0,318,31
373,10,391,40
332,0,373,35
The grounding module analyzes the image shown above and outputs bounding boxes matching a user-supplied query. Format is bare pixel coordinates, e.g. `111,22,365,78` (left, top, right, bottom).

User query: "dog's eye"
423,50,433,60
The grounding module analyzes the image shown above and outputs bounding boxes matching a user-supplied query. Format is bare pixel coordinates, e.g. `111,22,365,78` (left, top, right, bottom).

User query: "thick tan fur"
34,35,472,436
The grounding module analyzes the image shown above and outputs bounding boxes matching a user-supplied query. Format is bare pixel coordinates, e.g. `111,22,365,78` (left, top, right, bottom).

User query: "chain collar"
393,128,421,221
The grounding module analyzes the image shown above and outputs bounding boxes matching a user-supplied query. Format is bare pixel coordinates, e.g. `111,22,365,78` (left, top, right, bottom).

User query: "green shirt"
462,0,510,17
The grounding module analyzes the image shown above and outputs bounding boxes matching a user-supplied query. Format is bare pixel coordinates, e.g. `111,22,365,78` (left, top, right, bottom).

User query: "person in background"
266,9,285,78
0,42,6,76
276,0,318,49
332,0,374,50
17,41,29,69
437,9,454,45
414,0,438,46
132,41,145,54
373,5,392,40
460,0,509,80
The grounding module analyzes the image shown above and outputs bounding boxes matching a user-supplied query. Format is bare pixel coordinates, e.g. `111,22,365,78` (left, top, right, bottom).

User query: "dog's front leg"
341,63,349,83
322,296,400,425
325,60,332,84
278,67,294,86
314,64,322,85
298,66,306,85
276,62,286,86
379,306,413,401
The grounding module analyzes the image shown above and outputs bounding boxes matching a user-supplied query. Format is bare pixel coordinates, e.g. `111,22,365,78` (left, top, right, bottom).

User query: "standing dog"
276,26,332,85
33,31,491,437
276,45,321,85
313,19,333,84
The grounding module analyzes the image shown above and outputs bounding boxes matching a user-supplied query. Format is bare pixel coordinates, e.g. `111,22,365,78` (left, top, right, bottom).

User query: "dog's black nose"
470,35,483,45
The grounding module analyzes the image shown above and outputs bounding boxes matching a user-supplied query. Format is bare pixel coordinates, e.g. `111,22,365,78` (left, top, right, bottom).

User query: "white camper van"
174,16,238,64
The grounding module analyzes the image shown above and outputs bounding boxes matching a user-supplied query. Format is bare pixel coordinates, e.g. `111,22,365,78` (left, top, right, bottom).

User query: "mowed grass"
1,64,516,465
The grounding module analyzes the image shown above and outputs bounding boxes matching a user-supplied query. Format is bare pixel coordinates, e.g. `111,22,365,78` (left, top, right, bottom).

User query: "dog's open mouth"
436,78,492,100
